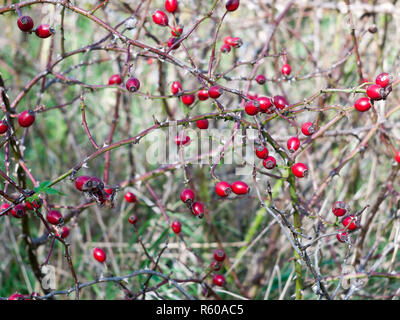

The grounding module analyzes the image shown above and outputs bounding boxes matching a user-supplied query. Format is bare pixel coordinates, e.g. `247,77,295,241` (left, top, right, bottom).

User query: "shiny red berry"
152,10,169,26
263,156,276,169
93,248,107,263
256,74,266,85
220,44,231,53
35,24,54,38
375,72,390,88
0,120,8,134
18,110,35,127
226,0,240,11
245,100,260,115
336,229,349,243
180,189,195,203
214,249,226,262
125,192,137,203
342,215,358,231
108,74,122,85
301,122,314,136
126,77,140,92
395,151,400,163
75,175,91,191
230,37,242,48
257,96,273,113
181,94,195,106
232,181,249,195
224,36,235,46
366,84,383,100
354,97,371,112
215,181,231,197
287,137,300,153
17,16,34,32
196,119,209,129
171,220,182,234
165,0,178,13
171,81,182,95
212,274,226,286
128,215,138,225
197,89,209,101
47,210,63,225
11,204,26,219
255,145,269,159
332,201,348,217
208,86,223,99
281,64,292,76
291,163,308,178
167,37,180,50
192,201,204,218
273,95,288,110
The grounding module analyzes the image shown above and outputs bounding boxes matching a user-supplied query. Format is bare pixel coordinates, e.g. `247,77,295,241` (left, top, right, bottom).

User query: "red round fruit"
0,203,10,215
342,215,358,231
175,134,190,146
128,215,138,225
180,189,195,203
108,74,122,85
171,25,183,37
214,249,226,262
263,156,276,169
152,10,169,26
220,44,231,53
255,145,269,159
212,274,226,286
354,97,371,112
35,24,54,38
126,77,140,92
208,86,223,99
226,0,240,11
125,192,137,203
215,181,231,197
93,247,107,263
281,64,292,76
287,137,300,153
167,37,180,50
395,151,400,163
196,119,209,129
375,72,390,88
11,204,26,219
366,84,383,100
291,163,308,178
301,122,314,136
47,210,63,225
181,94,195,106
336,229,349,243
257,96,273,113
245,100,260,116
192,201,204,218
230,37,242,48
165,0,178,13
224,36,235,46
75,175,91,191
332,201,348,217
171,220,182,234
197,89,209,101
273,95,288,110
171,81,182,95
256,74,266,85
231,181,249,195
17,16,34,32
0,120,9,134
18,110,35,127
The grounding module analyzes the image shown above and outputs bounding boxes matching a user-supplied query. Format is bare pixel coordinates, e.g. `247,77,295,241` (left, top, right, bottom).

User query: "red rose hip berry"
332,201,348,217
336,229,349,243
171,221,182,234
18,110,35,127
231,181,249,195
0,120,8,134
180,189,195,203
165,0,178,13
152,10,169,26
17,16,34,32
220,44,231,53
301,122,315,136
375,72,390,88
212,274,226,286
128,215,138,225
257,96,273,113
208,86,223,99
126,77,140,92
35,24,54,38
75,176,91,191
108,74,122,85
291,163,308,178
226,0,240,11
197,89,209,101
196,119,209,129
11,204,26,219
181,94,195,106
214,249,226,262
342,215,358,231
255,74,266,85
255,145,269,159
245,100,260,116
354,97,371,112
171,81,182,95
47,210,63,225
281,64,292,76
395,151,400,163
366,84,383,100
263,156,276,169
124,192,137,203
192,201,204,218
93,248,107,263
215,181,231,197
287,137,300,153
273,95,288,110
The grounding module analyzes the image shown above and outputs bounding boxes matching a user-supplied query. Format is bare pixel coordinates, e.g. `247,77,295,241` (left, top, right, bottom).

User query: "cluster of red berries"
17,15,54,38
8,292,40,300
180,188,205,219
108,74,141,93
1,198,41,219
170,80,196,107
215,181,249,197
210,249,227,287
221,36,243,54
331,201,360,243
175,131,191,146
125,192,138,225
75,175,116,206
0,110,37,133
354,72,392,112
244,95,288,116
